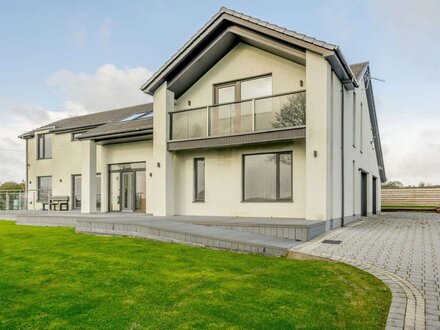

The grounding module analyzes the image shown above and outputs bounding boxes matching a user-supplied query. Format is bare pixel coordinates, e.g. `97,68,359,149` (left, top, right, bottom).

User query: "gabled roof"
352,63,386,182
350,62,369,81
141,7,358,97
19,103,152,139
78,105,153,140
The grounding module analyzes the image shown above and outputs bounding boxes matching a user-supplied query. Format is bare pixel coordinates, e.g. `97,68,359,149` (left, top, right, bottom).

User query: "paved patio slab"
294,212,440,330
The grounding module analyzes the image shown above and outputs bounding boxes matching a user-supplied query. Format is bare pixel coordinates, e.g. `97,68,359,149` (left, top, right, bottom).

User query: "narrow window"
360,102,363,152
243,152,292,202
37,134,52,159
37,176,52,202
72,175,81,209
352,161,356,215
352,92,356,147
194,158,205,202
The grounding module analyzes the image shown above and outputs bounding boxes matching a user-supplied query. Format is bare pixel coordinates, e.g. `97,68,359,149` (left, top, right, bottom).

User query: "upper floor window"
37,134,52,159
214,75,272,104
121,111,153,122
360,102,364,153
352,91,357,147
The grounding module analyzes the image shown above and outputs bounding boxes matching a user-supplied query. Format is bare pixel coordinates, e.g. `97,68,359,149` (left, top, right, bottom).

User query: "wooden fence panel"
382,188,440,209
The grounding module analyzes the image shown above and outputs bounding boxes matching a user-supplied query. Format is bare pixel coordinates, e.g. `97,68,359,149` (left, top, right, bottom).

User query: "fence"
0,189,52,211
382,188,440,210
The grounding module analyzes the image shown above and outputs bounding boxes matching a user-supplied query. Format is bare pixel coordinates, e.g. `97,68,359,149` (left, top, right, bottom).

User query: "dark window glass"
96,174,101,210
37,176,52,202
73,175,81,208
194,158,205,202
37,134,52,159
243,152,292,201
73,174,100,209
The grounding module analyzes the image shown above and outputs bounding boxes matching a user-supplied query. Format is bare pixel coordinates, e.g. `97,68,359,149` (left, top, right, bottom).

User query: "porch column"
304,51,332,222
81,140,97,213
152,82,175,216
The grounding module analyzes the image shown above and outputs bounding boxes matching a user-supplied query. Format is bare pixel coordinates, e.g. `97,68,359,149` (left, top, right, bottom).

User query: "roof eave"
141,7,352,96
78,128,154,141
364,67,387,182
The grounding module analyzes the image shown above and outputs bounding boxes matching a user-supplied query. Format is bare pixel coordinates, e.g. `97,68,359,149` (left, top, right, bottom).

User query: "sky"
0,0,439,185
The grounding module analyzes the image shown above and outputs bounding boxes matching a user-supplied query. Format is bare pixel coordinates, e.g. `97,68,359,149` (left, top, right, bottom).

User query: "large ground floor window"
72,174,101,210
243,152,292,202
109,162,146,212
37,176,52,202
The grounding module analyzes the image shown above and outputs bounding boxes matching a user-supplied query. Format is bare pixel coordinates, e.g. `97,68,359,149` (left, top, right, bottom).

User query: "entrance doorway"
372,176,377,215
109,162,146,212
361,172,368,217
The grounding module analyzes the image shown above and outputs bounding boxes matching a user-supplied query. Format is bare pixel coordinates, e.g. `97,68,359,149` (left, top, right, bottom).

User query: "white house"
20,7,386,231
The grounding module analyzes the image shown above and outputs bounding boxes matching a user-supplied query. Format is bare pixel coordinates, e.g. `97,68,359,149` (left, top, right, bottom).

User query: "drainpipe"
25,139,29,211
341,87,345,227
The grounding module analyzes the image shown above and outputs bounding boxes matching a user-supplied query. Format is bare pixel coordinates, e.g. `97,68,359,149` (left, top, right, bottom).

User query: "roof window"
121,111,153,122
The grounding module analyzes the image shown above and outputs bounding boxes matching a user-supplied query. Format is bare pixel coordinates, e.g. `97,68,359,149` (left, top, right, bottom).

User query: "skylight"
121,112,153,122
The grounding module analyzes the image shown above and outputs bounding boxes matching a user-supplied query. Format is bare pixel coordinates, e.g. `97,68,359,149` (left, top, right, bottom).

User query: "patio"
2,210,325,256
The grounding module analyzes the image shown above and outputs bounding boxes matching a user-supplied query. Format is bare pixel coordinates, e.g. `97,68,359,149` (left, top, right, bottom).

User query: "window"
72,174,101,210
37,134,52,159
72,175,81,208
37,176,52,202
214,75,272,104
360,102,363,152
352,91,356,147
243,152,292,202
194,158,205,202
121,111,153,122
240,76,272,100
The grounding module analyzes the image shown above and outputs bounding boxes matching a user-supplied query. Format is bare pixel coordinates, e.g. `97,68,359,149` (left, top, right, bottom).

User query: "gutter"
78,128,154,141
325,49,358,90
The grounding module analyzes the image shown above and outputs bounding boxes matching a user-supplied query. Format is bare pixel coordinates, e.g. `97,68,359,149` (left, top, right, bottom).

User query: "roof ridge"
217,7,337,50
141,7,340,94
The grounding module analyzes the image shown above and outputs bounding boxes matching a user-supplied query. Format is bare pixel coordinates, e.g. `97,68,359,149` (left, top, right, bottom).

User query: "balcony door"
212,75,272,136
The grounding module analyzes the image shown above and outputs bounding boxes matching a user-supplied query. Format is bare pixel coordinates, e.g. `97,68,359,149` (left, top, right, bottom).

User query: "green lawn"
0,221,391,329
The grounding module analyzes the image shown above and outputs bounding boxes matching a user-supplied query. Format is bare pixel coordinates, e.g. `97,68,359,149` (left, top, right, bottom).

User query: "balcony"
168,91,306,151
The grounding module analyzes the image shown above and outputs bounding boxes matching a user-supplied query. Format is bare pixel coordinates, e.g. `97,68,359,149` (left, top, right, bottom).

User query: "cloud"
381,115,440,185
0,99,69,184
0,64,152,183
47,64,152,113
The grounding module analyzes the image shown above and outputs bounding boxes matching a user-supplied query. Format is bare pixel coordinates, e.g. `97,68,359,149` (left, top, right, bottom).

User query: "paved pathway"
294,212,440,330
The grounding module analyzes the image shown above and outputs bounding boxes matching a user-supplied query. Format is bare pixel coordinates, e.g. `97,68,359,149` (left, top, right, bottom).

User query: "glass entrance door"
108,162,146,212
122,172,134,211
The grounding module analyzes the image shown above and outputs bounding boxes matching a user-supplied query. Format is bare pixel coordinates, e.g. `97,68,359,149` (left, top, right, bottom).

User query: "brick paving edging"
295,226,426,330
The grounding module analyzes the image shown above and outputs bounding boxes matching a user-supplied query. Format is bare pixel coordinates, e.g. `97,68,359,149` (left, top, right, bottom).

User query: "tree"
271,92,306,128
0,181,25,191
382,181,404,189
0,181,26,210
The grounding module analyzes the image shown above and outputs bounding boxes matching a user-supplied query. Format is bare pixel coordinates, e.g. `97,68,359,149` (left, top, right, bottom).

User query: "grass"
0,221,391,329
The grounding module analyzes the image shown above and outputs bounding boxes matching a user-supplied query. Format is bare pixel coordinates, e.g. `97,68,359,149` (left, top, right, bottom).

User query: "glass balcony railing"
170,90,306,140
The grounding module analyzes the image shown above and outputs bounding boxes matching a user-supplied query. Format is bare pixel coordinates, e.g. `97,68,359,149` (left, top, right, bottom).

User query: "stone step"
75,218,300,256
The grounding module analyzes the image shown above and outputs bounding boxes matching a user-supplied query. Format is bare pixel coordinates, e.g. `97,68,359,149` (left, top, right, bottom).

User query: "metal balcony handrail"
170,89,306,114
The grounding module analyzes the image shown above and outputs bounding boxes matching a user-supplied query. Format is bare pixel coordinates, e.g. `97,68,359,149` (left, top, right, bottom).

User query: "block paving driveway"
295,212,440,330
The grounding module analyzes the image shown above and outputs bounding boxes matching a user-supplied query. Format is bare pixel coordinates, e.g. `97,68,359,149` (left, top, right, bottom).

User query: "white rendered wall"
173,141,306,218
